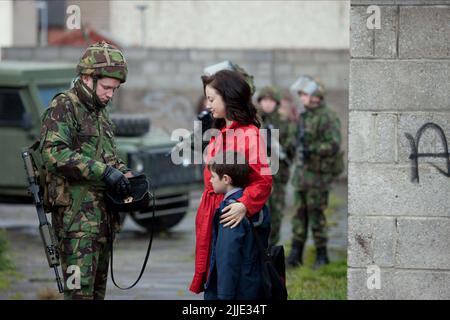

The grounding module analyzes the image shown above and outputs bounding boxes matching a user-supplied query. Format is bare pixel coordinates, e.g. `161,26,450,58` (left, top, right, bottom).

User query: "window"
0,88,26,127
42,0,66,28
38,84,70,108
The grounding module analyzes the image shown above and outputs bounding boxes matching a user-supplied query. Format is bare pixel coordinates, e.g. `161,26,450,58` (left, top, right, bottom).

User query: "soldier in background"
257,86,297,247
39,41,132,299
191,60,256,154
287,76,342,269
279,89,300,123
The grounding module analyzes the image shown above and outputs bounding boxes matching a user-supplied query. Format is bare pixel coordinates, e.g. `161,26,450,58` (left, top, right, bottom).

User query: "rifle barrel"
54,267,64,293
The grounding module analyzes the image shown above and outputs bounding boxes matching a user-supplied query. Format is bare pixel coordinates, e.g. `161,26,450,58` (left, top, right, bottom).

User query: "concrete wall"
12,0,37,47
0,46,349,173
348,0,450,299
2,1,349,49
0,47,348,138
0,0,13,49
109,0,350,49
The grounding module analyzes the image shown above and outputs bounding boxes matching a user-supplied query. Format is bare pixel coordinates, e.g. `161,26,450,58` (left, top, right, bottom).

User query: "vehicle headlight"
130,154,144,173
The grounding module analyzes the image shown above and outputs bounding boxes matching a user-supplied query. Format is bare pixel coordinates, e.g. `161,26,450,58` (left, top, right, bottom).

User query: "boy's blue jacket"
205,188,271,300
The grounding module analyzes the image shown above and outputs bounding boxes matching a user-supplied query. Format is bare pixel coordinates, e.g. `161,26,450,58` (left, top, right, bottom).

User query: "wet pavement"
0,181,347,300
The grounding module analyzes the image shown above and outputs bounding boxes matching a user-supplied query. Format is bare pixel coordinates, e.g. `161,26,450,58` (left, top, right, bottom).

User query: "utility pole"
35,0,48,46
135,4,148,47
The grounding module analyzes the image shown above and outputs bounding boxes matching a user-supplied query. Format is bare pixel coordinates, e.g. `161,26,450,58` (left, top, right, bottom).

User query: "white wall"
110,0,350,49
0,0,13,48
12,0,37,47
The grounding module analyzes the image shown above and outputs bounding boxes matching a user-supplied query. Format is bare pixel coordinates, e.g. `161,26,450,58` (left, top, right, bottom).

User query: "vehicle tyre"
111,114,150,137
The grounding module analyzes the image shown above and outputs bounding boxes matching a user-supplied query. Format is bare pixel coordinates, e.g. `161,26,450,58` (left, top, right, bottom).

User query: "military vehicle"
0,61,203,232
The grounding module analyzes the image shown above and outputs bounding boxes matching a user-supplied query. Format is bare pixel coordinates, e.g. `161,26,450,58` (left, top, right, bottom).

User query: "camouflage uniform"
39,41,129,299
258,86,297,246
287,75,341,268
291,101,341,249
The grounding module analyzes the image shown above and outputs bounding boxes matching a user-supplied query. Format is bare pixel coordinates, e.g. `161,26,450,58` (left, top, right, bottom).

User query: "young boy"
204,151,271,300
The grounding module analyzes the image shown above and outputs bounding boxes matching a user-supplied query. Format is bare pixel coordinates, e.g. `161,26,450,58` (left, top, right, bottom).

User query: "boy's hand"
220,202,247,228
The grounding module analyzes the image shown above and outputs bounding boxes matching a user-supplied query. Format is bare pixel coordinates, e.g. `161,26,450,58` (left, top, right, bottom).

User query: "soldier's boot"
286,240,304,268
313,246,330,270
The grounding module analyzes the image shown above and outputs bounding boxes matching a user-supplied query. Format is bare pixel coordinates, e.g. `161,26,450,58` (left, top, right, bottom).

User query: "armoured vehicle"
0,61,202,231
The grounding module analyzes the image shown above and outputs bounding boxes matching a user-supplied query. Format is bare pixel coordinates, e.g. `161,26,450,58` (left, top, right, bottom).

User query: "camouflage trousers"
268,181,287,246
292,189,329,248
60,236,110,300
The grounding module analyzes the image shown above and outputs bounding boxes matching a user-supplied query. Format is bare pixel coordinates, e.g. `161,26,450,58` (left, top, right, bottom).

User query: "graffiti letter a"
405,122,450,183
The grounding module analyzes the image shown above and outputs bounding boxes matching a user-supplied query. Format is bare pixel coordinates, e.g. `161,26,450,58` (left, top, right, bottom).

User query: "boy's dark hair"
208,151,250,188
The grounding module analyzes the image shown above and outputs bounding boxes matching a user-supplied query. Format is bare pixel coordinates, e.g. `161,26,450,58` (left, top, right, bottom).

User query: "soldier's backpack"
28,136,73,212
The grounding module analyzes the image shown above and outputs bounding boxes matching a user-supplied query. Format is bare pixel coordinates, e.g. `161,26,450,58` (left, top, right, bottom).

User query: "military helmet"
203,60,255,95
257,86,282,104
77,41,128,83
290,75,325,98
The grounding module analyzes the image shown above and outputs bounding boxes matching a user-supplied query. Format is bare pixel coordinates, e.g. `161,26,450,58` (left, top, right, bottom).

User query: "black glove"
102,166,131,198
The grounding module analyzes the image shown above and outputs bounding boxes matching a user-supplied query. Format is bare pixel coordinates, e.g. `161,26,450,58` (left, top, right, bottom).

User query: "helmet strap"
92,76,107,109
92,76,98,108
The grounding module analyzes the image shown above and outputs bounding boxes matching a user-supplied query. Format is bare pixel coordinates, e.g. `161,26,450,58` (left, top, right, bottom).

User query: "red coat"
189,121,273,294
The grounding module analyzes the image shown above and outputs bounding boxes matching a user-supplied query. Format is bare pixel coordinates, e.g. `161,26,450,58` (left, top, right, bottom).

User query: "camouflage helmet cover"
77,41,128,83
290,75,325,98
257,85,282,104
203,60,256,95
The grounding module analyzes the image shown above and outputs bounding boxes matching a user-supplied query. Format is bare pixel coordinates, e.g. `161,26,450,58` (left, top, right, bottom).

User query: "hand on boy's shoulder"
220,202,247,229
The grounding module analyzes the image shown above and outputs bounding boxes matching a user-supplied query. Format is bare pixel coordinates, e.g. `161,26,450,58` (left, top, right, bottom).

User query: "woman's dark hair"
201,69,261,129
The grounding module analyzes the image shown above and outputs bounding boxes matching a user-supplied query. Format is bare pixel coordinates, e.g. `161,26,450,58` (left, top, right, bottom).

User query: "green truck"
0,61,203,231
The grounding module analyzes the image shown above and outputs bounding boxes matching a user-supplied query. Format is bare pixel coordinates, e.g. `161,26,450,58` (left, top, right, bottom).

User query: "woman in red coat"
190,70,273,294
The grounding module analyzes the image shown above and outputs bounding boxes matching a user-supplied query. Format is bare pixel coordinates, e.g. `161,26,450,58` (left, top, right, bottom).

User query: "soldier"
256,86,296,246
39,41,132,299
287,76,342,269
